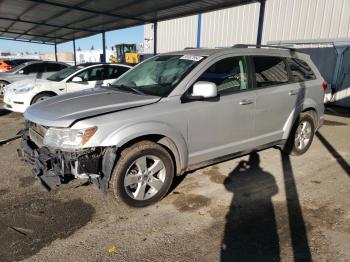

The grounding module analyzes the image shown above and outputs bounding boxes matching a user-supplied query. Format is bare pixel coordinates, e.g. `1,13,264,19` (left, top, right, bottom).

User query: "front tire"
110,141,174,207
284,112,315,155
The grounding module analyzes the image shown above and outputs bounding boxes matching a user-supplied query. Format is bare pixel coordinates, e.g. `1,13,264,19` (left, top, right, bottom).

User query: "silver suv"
19,46,325,207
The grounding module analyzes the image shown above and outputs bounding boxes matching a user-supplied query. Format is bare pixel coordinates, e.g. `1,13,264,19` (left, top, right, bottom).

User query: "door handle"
59,88,64,91
288,90,298,96
239,99,254,105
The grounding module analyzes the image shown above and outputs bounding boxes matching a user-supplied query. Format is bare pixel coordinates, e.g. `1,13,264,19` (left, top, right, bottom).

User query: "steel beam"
268,38,350,46
0,37,54,45
256,0,266,47
196,13,202,48
102,32,106,63
0,16,98,33
26,0,147,22
54,43,58,61
0,29,67,41
153,22,157,55
73,39,77,65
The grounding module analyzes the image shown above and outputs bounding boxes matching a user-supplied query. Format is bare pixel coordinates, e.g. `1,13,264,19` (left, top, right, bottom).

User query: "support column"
102,31,106,62
196,13,202,48
54,43,58,61
73,38,77,65
153,21,157,55
256,0,266,47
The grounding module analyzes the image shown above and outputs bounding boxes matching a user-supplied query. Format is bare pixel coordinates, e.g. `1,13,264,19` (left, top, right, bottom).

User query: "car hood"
5,78,51,92
24,88,161,127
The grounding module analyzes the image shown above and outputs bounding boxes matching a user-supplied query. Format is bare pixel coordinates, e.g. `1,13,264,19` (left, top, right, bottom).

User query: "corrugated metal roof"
0,0,258,45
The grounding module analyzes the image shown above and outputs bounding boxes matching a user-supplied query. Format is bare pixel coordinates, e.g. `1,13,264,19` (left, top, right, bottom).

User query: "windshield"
111,55,204,97
47,65,84,82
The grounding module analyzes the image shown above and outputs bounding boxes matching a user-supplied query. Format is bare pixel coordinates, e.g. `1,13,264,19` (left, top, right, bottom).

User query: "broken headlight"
43,127,97,150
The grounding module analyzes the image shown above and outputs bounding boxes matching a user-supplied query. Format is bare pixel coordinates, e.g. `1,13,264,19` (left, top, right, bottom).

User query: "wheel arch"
101,122,189,176
282,98,320,140
30,91,58,104
0,79,10,84
115,134,183,176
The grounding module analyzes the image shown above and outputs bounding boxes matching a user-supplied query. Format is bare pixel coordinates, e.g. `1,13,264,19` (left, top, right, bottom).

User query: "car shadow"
0,109,12,116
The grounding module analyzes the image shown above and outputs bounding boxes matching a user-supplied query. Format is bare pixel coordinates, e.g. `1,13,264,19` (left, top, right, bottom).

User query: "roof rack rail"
183,47,210,50
232,44,297,51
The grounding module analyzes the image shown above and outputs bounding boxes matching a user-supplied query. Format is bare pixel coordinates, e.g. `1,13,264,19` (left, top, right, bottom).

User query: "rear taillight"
4,65,12,71
322,80,328,93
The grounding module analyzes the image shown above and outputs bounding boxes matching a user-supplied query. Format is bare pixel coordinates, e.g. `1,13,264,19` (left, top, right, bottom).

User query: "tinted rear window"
4,60,18,66
253,56,289,88
46,63,67,72
287,58,316,82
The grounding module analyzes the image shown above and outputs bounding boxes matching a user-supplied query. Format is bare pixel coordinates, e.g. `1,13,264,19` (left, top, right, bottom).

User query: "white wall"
262,0,350,43
201,2,260,47
144,0,350,53
144,15,198,54
76,49,114,63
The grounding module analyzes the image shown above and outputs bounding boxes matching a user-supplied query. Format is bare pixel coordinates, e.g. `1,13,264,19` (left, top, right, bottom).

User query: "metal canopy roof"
0,0,257,45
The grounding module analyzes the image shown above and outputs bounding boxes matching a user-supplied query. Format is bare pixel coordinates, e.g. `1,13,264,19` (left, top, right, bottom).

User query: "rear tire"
110,141,174,207
31,92,55,104
283,112,315,155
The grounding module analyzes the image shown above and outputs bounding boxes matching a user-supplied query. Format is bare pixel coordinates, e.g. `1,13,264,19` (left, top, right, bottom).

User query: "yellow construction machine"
112,43,142,65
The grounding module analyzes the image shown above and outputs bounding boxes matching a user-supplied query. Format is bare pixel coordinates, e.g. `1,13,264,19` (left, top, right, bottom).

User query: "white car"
3,63,131,113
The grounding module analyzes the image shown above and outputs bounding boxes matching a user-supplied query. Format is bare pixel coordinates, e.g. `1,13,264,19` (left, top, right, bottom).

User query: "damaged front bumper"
18,134,116,192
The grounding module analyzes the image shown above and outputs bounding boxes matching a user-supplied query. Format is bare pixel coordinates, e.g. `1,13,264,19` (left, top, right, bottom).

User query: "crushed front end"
18,121,116,192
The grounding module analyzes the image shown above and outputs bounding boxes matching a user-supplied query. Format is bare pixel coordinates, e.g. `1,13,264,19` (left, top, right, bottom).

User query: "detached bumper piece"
18,137,104,191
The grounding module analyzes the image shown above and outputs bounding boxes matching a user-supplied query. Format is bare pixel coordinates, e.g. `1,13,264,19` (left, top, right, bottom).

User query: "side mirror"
181,81,219,103
71,76,83,82
18,70,24,74
192,81,218,98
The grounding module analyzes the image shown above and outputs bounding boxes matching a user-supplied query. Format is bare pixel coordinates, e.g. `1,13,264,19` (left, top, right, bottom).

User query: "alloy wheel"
294,120,312,150
124,155,166,201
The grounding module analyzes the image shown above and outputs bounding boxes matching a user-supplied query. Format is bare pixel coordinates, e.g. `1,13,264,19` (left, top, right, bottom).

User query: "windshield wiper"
111,84,145,95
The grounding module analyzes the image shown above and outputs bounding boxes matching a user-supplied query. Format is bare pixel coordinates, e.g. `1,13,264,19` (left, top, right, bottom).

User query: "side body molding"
100,121,189,172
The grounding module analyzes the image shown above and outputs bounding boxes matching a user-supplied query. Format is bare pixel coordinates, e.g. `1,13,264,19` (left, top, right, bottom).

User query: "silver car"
0,61,69,95
19,46,325,207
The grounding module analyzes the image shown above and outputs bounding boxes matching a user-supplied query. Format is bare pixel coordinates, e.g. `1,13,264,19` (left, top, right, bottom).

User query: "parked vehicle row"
17,46,325,207
3,63,131,113
0,60,68,95
0,58,37,72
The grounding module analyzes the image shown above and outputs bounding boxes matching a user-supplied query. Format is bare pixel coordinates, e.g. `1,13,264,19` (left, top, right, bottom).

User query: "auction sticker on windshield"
180,55,204,61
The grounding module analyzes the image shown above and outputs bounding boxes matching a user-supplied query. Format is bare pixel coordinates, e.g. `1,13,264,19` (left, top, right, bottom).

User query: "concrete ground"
0,102,349,262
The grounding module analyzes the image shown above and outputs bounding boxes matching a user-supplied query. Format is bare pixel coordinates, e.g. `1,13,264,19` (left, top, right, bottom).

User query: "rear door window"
253,56,289,88
46,63,66,72
75,66,105,81
22,63,45,74
287,58,316,82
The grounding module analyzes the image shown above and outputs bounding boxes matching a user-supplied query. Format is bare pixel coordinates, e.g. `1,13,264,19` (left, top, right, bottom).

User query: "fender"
100,121,189,171
282,97,319,139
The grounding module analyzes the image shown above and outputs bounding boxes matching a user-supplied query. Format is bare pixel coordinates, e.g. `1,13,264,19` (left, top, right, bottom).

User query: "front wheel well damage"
99,134,182,193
